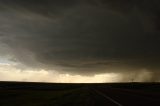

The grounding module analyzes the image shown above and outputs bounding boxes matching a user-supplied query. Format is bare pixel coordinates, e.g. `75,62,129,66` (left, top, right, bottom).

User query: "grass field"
0,82,160,106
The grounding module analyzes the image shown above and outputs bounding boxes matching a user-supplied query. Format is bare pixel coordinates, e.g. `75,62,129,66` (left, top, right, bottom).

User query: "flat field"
0,82,160,106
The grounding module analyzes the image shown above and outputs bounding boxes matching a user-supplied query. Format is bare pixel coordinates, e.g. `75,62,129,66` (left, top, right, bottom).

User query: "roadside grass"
0,87,90,106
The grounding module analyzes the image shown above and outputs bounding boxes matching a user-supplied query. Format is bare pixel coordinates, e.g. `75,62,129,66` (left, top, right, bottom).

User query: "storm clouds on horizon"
0,0,160,82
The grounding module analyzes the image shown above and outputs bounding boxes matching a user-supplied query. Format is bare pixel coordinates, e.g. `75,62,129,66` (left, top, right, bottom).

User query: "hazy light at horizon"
0,63,121,83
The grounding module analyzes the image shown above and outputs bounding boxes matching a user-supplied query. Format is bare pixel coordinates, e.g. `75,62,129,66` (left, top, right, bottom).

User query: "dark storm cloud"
0,0,160,80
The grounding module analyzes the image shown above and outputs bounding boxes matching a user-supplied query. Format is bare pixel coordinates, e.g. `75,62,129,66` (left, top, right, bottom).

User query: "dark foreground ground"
0,82,160,106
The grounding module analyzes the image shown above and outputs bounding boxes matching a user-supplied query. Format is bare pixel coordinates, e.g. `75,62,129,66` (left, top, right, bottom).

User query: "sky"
0,0,160,82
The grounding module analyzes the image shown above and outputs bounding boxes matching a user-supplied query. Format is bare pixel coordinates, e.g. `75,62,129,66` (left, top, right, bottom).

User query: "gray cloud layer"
0,0,160,81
